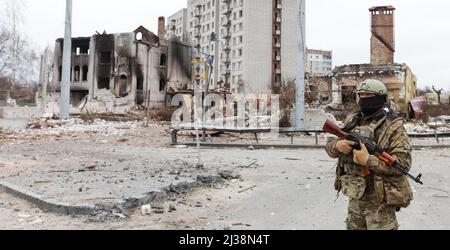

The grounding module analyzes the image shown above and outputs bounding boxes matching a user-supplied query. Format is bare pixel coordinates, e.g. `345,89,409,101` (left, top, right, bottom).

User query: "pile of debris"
405,116,450,135
26,117,145,137
325,103,359,122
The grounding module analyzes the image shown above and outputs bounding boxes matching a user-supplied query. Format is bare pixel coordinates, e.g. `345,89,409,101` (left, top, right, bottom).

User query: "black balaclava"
359,95,386,116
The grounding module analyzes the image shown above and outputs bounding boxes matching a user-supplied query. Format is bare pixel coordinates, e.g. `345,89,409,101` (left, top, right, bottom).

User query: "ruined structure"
51,24,192,114
333,63,417,110
333,6,417,112
307,6,417,113
305,74,332,104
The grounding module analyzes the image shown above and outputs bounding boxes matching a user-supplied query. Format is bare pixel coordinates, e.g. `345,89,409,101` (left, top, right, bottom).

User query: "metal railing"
170,126,323,145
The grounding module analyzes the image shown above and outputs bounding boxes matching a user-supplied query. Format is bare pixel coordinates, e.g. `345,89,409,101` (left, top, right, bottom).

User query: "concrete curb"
0,180,96,215
176,143,450,150
0,174,223,216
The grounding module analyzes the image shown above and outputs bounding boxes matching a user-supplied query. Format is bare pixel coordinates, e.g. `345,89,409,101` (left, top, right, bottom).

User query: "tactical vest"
335,112,414,208
337,114,386,200
340,116,387,177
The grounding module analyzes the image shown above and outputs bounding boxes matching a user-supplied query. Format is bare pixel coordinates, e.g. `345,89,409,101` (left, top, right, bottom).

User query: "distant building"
306,49,333,75
168,0,298,94
167,8,188,42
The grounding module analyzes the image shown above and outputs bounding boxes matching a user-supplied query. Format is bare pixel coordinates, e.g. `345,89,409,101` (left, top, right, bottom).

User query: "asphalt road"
161,147,450,230
1,147,448,230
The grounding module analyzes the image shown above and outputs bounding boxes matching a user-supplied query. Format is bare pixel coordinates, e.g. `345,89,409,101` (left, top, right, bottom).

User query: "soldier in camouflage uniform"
325,79,414,230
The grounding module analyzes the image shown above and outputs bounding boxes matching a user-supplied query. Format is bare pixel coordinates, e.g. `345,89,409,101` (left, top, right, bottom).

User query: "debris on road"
238,185,257,193
237,161,258,169
141,205,152,215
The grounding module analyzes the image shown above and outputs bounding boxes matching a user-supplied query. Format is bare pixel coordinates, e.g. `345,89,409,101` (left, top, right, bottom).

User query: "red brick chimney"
370,6,395,65
158,16,165,40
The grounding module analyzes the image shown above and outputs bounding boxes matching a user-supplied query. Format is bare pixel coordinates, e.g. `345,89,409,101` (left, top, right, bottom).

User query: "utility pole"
201,32,217,142
193,4,204,169
296,0,306,130
60,0,72,120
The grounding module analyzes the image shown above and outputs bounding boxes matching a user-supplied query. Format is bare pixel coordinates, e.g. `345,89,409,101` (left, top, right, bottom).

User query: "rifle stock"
323,120,349,139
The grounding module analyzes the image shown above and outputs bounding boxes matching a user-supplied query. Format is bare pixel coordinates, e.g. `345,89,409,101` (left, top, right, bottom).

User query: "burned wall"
167,39,192,91
95,34,115,90
114,33,135,98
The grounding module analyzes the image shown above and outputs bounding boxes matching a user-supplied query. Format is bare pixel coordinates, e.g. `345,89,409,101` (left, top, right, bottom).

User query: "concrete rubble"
25,118,145,136
405,120,450,135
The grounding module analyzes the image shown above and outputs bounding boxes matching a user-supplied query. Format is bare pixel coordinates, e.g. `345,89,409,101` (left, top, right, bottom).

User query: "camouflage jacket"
325,110,414,208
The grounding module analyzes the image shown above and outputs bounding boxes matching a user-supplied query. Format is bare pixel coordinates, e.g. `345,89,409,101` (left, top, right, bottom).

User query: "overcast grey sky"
1,0,449,90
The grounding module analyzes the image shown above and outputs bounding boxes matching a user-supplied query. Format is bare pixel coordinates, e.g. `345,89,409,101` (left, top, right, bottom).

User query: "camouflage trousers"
346,198,399,230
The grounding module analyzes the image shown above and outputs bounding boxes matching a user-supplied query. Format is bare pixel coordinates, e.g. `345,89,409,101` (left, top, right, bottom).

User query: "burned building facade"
52,25,192,113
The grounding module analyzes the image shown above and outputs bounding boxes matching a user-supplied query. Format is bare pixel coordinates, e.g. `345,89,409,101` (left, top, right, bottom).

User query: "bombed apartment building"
307,6,417,113
51,22,192,113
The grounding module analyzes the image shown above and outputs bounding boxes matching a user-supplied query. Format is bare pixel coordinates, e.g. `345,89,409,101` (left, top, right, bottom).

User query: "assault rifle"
323,120,424,185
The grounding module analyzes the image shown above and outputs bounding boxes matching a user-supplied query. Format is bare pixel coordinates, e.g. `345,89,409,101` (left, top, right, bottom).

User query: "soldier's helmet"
357,79,388,96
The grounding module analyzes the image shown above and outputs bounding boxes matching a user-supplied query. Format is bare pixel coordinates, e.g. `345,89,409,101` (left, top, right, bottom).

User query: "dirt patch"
149,107,177,122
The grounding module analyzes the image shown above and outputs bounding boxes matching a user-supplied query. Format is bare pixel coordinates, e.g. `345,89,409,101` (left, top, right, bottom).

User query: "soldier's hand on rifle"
336,140,356,155
353,143,370,166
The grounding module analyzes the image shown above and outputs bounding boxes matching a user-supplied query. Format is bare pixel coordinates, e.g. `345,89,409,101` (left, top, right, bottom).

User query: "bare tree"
0,26,11,75
2,0,27,86
432,85,444,104
0,0,39,87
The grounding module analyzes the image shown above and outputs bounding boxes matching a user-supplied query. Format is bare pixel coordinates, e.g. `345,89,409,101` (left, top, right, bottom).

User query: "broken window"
159,79,166,92
136,32,143,41
160,54,167,67
72,38,91,55
100,52,111,64
82,66,88,81
74,66,81,81
137,77,144,91
98,78,110,89
118,75,128,97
